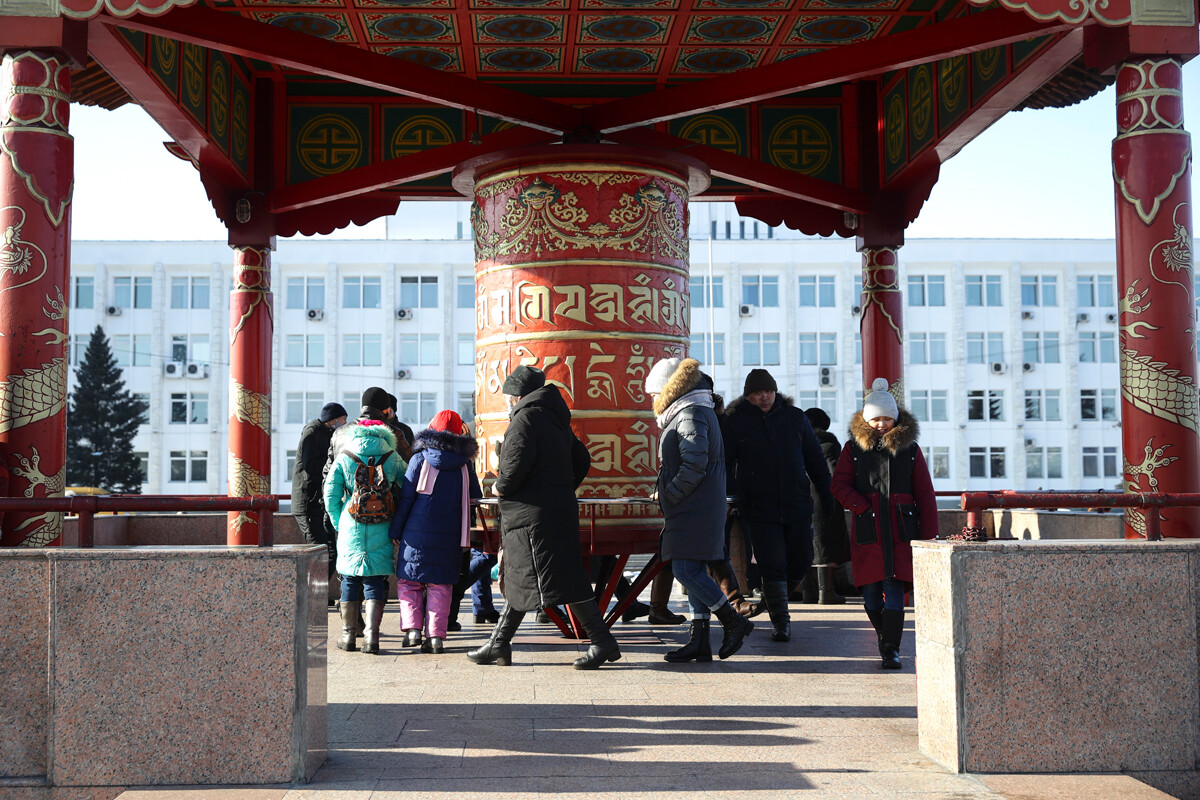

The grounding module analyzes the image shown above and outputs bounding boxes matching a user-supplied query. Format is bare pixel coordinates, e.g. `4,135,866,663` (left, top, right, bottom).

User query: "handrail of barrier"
0,495,280,548
958,490,1200,541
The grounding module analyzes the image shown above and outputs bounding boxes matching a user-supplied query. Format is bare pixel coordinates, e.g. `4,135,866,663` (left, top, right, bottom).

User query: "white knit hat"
645,357,681,395
862,377,899,421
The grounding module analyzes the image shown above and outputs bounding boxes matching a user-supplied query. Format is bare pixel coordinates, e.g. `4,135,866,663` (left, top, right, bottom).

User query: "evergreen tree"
66,325,148,493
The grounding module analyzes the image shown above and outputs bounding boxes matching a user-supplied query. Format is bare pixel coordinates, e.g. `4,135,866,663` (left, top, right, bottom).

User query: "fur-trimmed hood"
653,358,710,415
848,408,919,455
413,427,479,470
726,392,795,417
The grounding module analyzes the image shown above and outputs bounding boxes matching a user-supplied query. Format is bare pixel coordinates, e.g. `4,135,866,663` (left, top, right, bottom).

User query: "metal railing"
959,490,1200,541
0,495,280,547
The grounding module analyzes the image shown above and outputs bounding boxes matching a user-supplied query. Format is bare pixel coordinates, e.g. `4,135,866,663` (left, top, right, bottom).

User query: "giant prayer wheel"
456,146,709,537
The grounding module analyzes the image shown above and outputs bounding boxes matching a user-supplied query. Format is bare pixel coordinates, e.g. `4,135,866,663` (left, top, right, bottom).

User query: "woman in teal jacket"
324,419,406,654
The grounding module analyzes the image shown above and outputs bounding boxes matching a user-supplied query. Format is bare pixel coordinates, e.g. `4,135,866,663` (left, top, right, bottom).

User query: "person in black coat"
292,402,347,587
724,369,833,642
466,366,621,670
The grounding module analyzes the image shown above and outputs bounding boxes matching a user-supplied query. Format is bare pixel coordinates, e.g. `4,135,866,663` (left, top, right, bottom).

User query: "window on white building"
285,449,297,478
1082,446,1099,478
285,334,324,367
171,276,210,309
1080,332,1096,363
689,333,725,365
910,390,948,422
1026,446,1064,480
400,275,439,308
73,277,94,309
399,392,438,428
691,276,724,309
965,275,1002,306
908,274,946,307
285,392,324,424
343,276,382,309
741,275,779,307
286,277,324,310
342,334,382,367
169,450,207,483
966,332,1004,364
170,392,208,425
457,276,475,309
399,334,440,366
457,334,475,365
742,333,781,366
922,446,950,479
457,392,475,427
909,333,947,364
1099,332,1116,363
969,446,1006,478
796,390,837,422
132,393,150,425
1022,332,1060,364
798,276,835,307
1104,445,1119,477
854,333,862,365
113,276,152,309
1078,275,1115,307
1080,388,1118,421
968,390,1004,421
134,451,149,483
1021,275,1058,307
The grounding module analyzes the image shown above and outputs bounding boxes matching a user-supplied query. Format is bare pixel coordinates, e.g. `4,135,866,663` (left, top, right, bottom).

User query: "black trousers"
294,507,336,580
741,518,814,586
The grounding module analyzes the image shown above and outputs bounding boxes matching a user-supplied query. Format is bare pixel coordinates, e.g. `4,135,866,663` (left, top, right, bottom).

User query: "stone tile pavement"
1,598,1184,800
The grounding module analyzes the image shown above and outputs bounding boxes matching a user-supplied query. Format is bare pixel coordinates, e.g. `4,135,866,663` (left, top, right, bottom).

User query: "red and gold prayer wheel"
1111,58,1199,538
0,49,73,546
226,245,274,544
456,146,708,532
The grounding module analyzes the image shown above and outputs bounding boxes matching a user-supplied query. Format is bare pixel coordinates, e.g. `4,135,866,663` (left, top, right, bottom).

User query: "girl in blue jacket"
390,410,482,654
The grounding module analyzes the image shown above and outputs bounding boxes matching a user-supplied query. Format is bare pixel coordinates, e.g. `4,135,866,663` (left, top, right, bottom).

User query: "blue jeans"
340,574,388,602
469,548,497,614
860,579,906,612
671,558,727,620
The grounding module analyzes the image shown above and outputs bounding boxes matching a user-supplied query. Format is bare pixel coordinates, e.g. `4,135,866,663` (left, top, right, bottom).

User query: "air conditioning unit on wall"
186,362,209,378
738,304,754,317
306,308,324,321
396,368,412,380
164,361,184,377
819,367,834,387
990,362,1007,374
106,305,122,316
396,308,414,320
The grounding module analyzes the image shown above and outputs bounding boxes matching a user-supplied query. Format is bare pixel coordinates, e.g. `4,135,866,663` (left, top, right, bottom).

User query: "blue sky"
70,59,1198,241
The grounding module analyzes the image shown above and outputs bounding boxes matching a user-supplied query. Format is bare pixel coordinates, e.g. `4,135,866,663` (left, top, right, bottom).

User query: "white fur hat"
645,357,682,395
862,377,899,421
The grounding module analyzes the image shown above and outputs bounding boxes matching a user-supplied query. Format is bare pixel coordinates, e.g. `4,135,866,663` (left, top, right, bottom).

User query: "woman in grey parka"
647,357,754,662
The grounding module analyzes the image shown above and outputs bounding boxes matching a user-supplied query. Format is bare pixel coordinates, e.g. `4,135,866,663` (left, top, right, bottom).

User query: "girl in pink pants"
389,410,482,654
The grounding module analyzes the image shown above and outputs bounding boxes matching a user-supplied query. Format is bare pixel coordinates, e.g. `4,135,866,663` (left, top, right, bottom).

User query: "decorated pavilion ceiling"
56,0,1150,234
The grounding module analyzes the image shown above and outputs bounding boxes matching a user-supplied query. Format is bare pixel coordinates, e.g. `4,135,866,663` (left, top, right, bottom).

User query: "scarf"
656,388,715,429
416,459,471,547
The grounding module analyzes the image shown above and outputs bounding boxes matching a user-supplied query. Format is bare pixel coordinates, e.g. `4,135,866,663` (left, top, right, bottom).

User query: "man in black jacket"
724,369,833,642
293,402,347,589
466,365,620,670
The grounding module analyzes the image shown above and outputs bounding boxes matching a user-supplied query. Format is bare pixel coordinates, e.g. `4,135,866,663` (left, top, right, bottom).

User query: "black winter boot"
569,601,621,670
337,600,361,652
879,609,904,670
714,600,754,659
467,606,524,666
664,619,712,663
817,566,846,605
797,571,819,604
763,580,791,642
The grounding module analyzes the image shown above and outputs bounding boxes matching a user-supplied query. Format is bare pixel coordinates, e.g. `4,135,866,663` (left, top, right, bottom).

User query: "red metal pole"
226,245,274,545
0,41,75,546
1112,58,1200,539
858,244,905,404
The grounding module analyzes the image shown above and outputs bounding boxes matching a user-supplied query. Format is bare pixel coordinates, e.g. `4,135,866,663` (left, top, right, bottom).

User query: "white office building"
68,202,1125,496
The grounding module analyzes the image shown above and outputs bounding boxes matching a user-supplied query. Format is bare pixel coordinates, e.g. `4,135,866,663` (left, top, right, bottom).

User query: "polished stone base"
914,539,1198,775
0,545,327,786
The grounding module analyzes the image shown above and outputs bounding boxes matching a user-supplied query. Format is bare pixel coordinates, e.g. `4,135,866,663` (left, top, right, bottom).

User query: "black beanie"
361,386,389,412
386,392,398,411
804,407,830,432
319,402,348,423
502,365,546,396
743,368,778,396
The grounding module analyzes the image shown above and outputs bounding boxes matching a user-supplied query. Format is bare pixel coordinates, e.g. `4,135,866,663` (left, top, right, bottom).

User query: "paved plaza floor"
1,596,1184,800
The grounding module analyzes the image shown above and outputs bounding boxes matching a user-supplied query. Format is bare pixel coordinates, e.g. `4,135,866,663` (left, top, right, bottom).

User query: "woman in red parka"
831,378,938,670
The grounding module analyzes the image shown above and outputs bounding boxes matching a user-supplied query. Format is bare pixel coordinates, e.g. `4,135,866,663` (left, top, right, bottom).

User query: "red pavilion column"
0,45,75,546
1112,57,1199,538
459,146,707,526
226,245,274,544
857,239,905,404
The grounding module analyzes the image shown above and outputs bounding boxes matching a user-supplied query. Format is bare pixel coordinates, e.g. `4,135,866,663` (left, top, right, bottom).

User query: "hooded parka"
810,427,851,565
654,359,726,562
324,422,407,577
494,384,593,612
390,428,482,586
830,410,938,586
724,393,832,522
